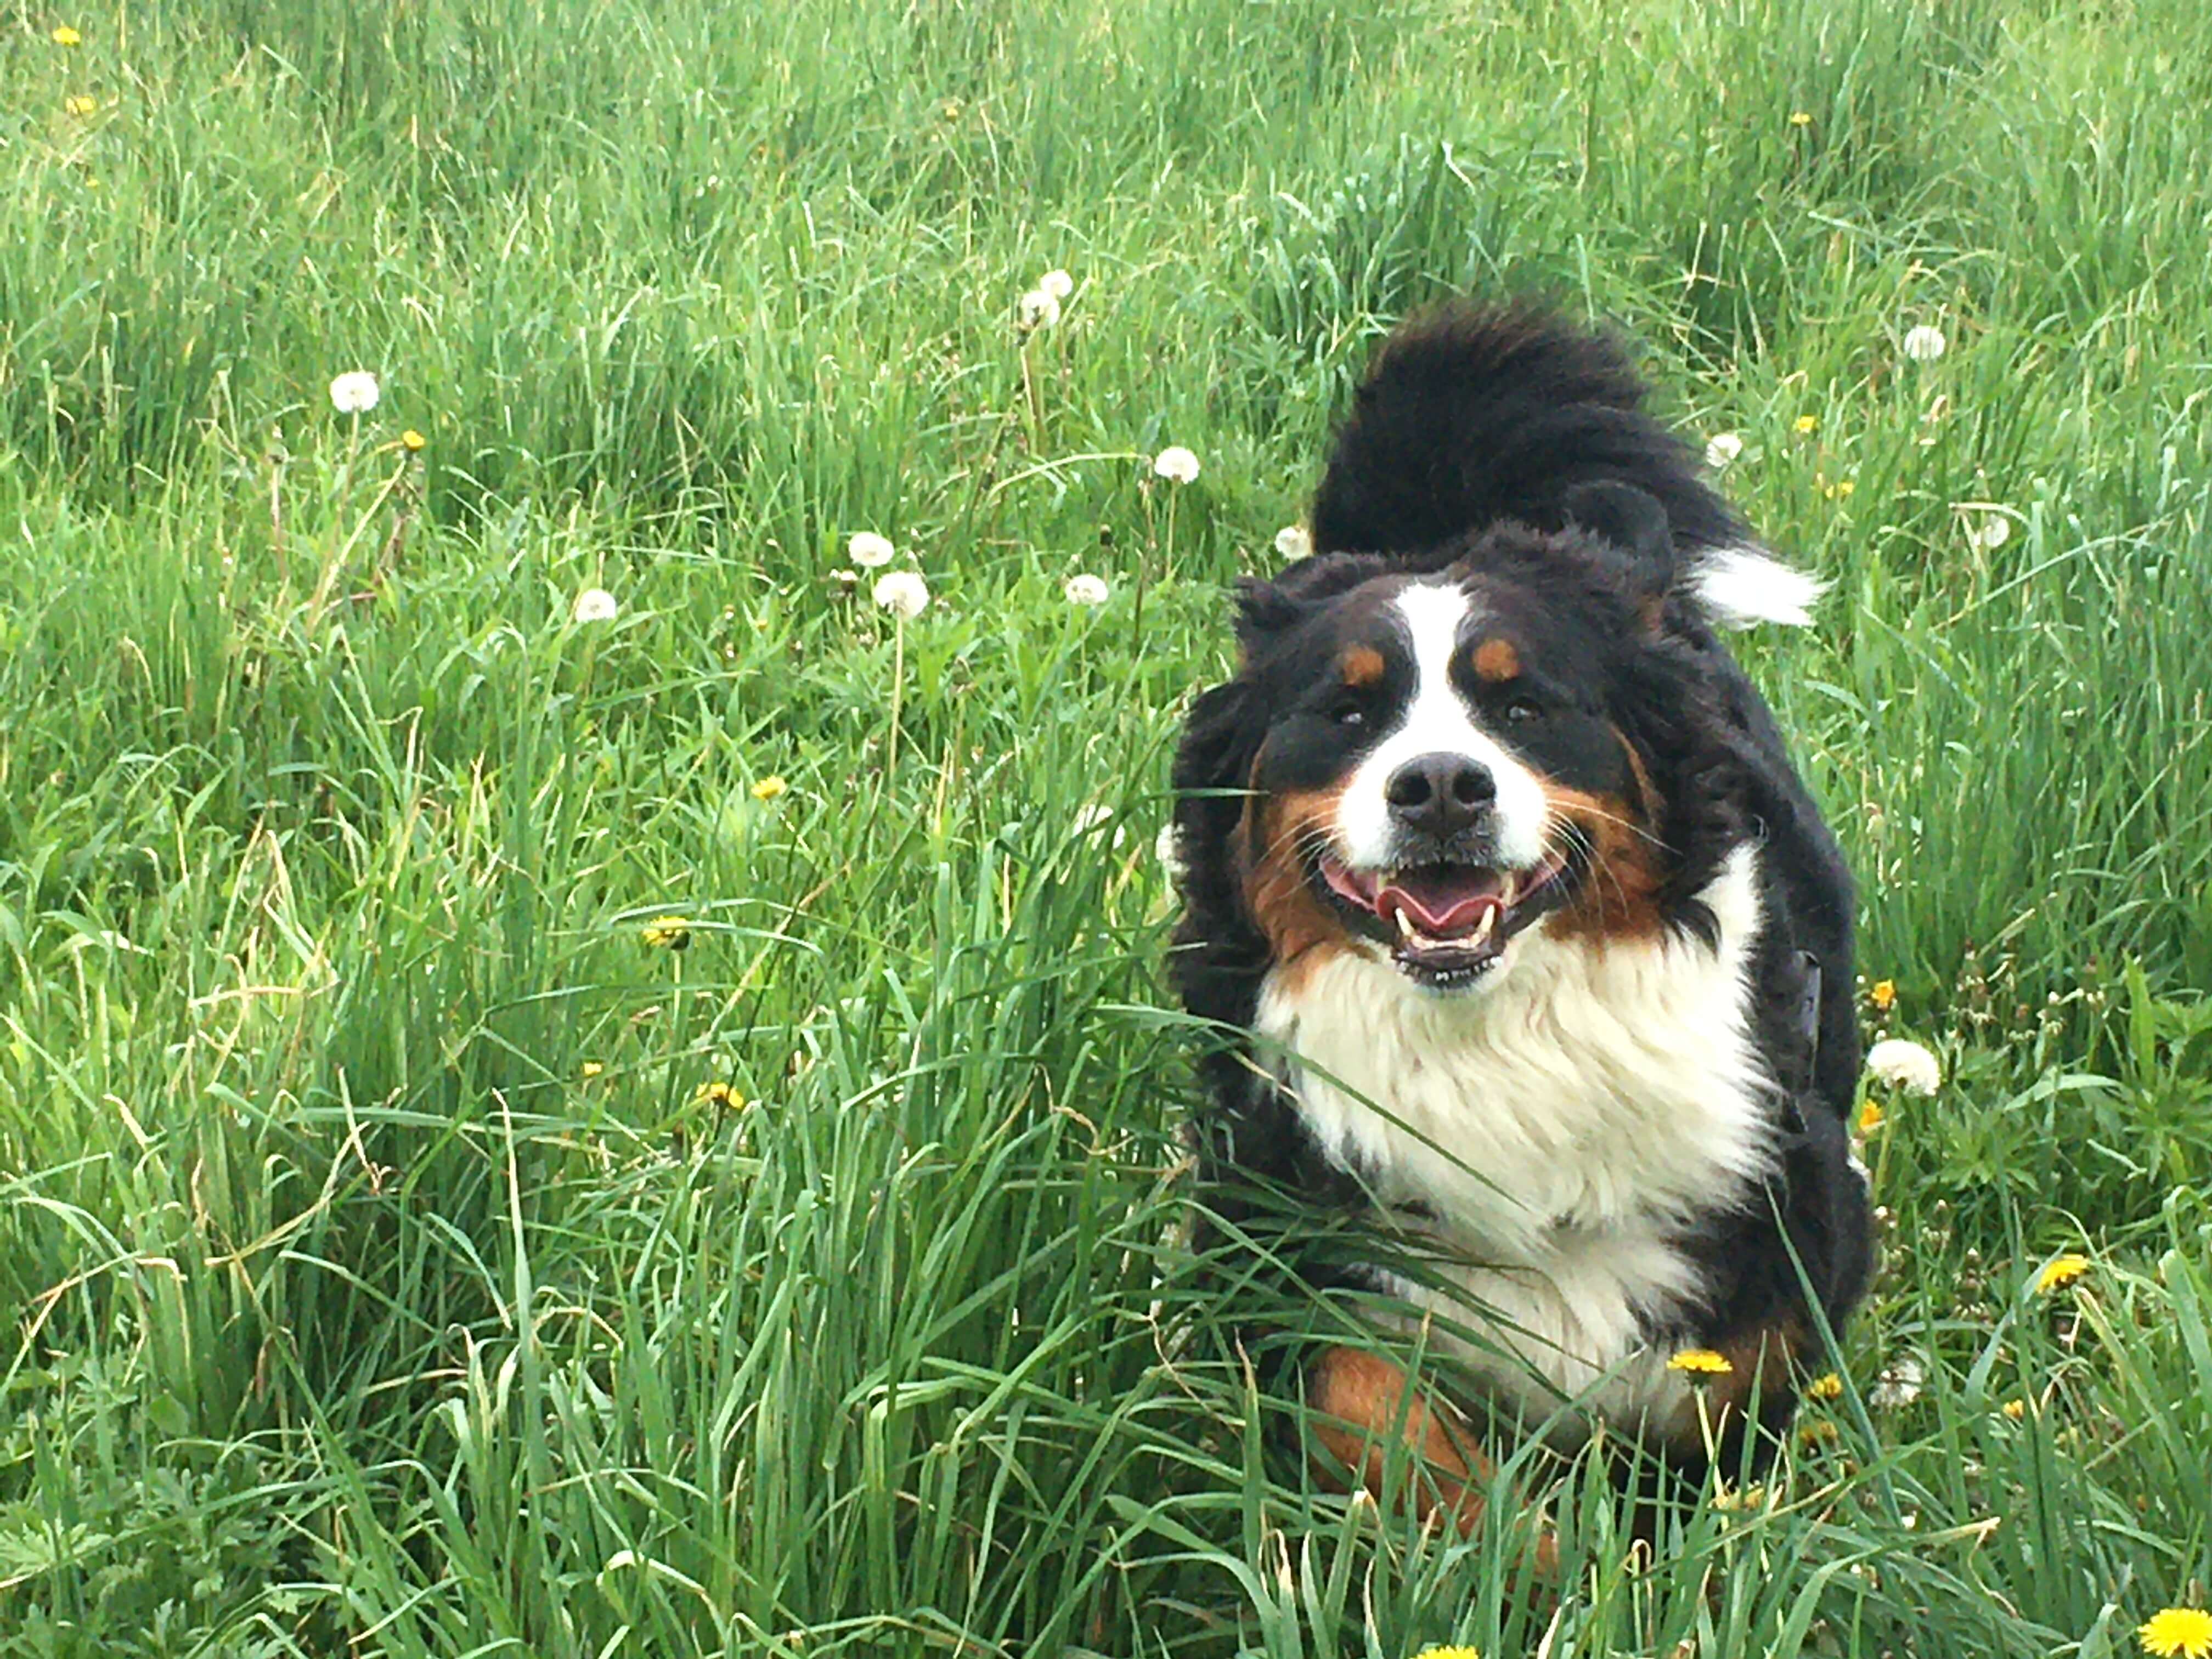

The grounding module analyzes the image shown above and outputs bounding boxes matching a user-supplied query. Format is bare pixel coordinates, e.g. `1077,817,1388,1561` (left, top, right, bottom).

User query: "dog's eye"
1504,697,1542,725
1330,699,1367,728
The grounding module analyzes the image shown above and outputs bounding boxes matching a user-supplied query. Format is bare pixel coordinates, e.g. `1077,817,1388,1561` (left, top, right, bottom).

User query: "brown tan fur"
1340,644,1387,688
1307,1345,1494,1526
1238,779,1352,995
1662,1316,1810,1459
1307,1347,1560,1572
1471,636,1521,682
1544,792,1664,940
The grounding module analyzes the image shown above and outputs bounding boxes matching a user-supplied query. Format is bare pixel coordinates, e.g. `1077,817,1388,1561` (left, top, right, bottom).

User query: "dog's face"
1182,503,1706,997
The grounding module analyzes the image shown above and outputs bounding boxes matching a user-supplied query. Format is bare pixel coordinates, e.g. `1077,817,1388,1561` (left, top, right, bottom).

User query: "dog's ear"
1170,678,1263,906
1232,551,1392,653
1180,551,1391,874
1564,479,1675,628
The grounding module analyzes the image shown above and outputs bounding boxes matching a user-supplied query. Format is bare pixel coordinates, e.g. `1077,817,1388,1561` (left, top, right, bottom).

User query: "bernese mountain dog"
1170,299,1873,1531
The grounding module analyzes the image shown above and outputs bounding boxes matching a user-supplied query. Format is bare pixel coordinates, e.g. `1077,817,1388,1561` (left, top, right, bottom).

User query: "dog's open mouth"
1317,848,1572,986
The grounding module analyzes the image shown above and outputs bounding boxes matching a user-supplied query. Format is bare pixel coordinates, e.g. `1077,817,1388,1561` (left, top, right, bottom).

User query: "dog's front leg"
1306,1346,1495,1528
1306,1345,1561,1577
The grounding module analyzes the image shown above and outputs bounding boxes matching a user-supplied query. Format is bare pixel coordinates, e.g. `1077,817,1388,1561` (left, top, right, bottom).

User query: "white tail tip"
1689,546,1827,629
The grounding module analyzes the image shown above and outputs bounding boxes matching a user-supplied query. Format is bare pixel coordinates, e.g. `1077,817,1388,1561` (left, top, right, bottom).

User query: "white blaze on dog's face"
1334,583,1555,873
1235,559,1669,992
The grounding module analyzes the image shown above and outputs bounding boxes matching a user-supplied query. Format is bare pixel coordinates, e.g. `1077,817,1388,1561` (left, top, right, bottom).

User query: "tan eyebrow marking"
1472,637,1521,682
1340,645,1386,687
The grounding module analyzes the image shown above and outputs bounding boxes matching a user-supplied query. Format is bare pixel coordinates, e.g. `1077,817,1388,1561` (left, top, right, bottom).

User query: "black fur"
1172,298,1872,1485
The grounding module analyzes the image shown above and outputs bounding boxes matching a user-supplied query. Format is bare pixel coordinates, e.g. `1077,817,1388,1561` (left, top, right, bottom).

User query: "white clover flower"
1152,445,1200,484
1966,511,2012,551
1155,822,1187,883
1037,269,1074,301
1865,1037,1941,1095
1705,432,1745,469
573,586,619,624
1901,324,1948,363
329,370,381,414
1018,289,1062,330
1868,1353,1926,1410
1064,573,1110,605
872,570,930,619
847,531,896,568
1274,524,1312,560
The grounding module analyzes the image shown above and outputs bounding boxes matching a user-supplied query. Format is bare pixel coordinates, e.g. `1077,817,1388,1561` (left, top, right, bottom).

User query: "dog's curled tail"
1307,298,1825,630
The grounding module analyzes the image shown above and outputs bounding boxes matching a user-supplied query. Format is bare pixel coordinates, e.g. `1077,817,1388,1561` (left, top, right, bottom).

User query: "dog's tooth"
1395,906,1417,939
1502,874,1520,906
1472,908,1497,945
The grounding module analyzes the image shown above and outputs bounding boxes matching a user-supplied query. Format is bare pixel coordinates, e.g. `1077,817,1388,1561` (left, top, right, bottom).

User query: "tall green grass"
4,0,2210,1652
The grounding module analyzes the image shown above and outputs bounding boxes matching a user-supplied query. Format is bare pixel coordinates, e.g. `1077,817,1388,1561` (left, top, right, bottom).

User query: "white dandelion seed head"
1071,802,1127,850
1705,432,1745,469
1064,573,1110,606
1152,445,1200,485
1037,269,1074,301
847,531,896,568
1018,288,1062,330
1868,1353,1926,1410
1865,1037,1942,1095
1901,324,1949,363
572,586,619,624
1274,524,1312,560
872,570,930,619
1966,511,2012,551
328,370,381,414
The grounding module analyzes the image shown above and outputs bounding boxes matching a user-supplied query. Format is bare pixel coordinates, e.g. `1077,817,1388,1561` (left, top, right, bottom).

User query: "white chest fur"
1254,847,1775,1432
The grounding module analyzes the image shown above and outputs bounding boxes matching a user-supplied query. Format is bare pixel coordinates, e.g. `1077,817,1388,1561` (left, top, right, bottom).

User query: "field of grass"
5,0,2212,1652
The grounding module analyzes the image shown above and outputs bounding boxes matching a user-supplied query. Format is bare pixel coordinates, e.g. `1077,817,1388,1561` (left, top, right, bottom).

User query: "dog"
1169,299,1873,1531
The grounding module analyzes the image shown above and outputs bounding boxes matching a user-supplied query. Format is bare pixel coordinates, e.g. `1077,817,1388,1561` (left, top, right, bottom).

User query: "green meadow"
4,0,2211,1652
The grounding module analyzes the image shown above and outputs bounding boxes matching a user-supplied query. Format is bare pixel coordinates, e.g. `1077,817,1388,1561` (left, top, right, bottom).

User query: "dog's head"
1174,484,1746,998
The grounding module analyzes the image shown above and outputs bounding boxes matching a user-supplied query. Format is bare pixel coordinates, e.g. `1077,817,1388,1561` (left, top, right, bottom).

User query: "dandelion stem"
1019,336,1045,452
887,615,906,776
1871,1088,1897,1197
307,459,412,627
268,448,288,589
1129,557,1148,662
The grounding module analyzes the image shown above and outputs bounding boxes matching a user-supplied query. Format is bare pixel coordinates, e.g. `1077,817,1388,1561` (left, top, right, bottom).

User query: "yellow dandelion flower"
1870,979,1896,1011
579,1060,605,1079
401,428,426,451
1412,1648,1483,1659
1668,1348,1734,1376
641,916,692,950
1807,1372,1844,1401
1822,477,1856,500
1858,1098,1885,1135
1798,1418,1840,1447
1793,414,1819,435
2034,1254,2091,1294
64,93,98,116
2000,1398,2026,1420
53,24,83,46
1788,110,1813,127
694,1080,744,1108
2140,1608,2212,1659
751,776,788,802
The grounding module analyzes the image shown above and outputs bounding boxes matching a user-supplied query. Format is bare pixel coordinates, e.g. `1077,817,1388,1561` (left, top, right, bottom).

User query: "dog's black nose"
1385,753,1494,838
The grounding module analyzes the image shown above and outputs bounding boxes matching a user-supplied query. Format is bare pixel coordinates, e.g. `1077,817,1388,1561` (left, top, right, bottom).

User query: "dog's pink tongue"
1377,868,1504,938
